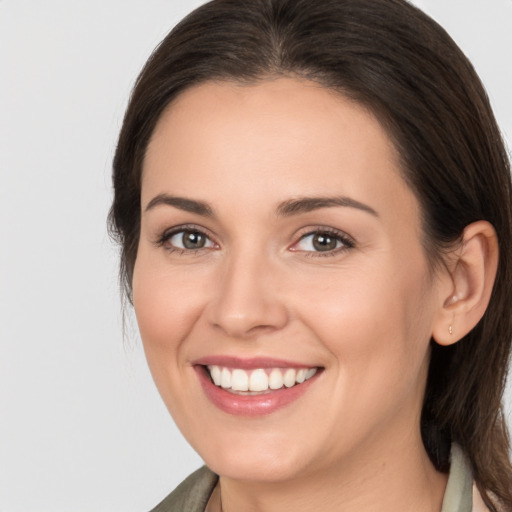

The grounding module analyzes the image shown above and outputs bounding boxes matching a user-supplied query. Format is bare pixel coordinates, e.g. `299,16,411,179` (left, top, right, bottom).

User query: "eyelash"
291,227,355,257
155,224,218,255
155,225,355,257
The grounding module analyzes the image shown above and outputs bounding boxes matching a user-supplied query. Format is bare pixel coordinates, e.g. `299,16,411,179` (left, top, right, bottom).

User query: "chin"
192,431,314,483
206,453,309,483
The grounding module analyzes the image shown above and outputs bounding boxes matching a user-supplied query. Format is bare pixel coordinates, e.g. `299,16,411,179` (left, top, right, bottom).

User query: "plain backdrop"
1,1,511,511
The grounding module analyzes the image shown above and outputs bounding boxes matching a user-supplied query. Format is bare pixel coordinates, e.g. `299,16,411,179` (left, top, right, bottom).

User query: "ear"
432,221,499,346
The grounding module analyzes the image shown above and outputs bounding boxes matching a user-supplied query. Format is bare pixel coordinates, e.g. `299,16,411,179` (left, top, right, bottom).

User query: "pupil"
313,233,337,251
183,231,205,249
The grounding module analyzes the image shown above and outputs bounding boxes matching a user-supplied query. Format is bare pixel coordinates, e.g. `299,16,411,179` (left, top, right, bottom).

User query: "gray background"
0,1,511,511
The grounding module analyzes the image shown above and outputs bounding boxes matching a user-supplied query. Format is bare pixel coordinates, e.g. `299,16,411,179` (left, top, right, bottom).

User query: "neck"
215,432,448,512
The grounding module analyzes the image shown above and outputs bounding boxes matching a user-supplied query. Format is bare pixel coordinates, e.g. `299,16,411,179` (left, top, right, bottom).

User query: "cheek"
131,252,216,426
132,251,210,362
294,256,435,393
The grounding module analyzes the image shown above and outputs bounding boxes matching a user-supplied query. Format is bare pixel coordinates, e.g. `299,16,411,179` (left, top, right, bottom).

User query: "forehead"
142,78,417,225
146,78,397,171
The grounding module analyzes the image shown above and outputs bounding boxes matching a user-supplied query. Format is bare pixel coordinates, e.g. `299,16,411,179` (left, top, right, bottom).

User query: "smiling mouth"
204,365,319,394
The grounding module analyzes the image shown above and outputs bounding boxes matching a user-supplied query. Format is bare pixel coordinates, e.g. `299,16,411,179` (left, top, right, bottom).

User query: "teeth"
207,365,318,392
220,367,231,389
249,369,269,392
283,368,296,388
210,365,222,386
231,369,249,391
305,368,316,379
269,368,284,390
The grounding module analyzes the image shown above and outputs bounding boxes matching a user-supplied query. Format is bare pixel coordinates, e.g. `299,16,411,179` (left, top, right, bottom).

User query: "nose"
206,251,289,339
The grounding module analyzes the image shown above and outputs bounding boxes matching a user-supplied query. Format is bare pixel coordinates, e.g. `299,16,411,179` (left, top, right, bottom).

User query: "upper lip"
192,356,319,369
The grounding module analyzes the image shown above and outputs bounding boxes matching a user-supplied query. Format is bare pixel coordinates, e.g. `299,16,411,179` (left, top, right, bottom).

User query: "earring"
449,325,453,335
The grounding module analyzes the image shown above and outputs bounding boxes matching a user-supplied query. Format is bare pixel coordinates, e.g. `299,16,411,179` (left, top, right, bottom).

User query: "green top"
149,466,217,512
150,444,476,512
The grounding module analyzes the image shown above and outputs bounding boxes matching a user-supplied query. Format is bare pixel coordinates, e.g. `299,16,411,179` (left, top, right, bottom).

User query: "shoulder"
149,466,218,512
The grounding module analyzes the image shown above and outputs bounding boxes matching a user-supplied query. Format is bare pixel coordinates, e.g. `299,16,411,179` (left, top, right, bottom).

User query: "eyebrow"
276,196,378,217
144,193,378,218
145,194,214,216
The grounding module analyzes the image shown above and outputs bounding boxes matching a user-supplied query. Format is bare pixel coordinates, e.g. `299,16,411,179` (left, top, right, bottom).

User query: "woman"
109,0,512,510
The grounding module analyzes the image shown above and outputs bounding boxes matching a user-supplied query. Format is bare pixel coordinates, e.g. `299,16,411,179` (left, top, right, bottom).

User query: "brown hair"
109,0,512,508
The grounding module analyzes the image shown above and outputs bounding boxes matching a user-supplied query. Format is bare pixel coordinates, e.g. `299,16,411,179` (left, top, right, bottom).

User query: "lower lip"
196,366,320,416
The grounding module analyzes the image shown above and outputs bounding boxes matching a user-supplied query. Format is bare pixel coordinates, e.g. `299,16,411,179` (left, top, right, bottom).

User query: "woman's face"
133,78,448,482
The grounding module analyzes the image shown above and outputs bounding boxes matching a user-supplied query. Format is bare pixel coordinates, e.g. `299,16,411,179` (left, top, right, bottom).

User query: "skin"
133,78,473,511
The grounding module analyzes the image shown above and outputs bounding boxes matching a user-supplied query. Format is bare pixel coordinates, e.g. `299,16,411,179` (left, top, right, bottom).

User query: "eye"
159,228,216,252
292,229,354,254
